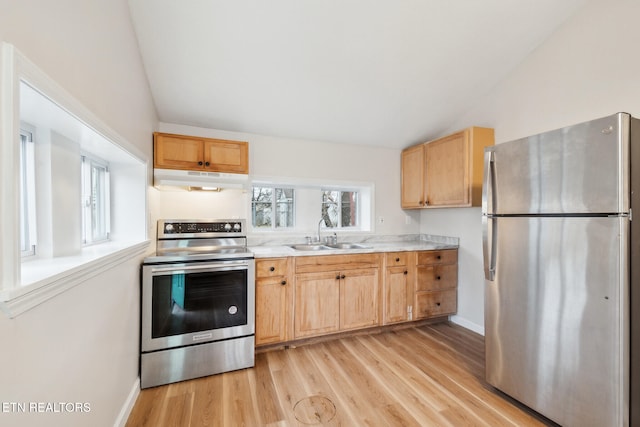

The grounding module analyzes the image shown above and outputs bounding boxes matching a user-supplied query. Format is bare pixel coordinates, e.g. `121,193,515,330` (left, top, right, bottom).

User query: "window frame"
320,189,359,229
19,124,36,257
81,154,111,245
251,185,296,230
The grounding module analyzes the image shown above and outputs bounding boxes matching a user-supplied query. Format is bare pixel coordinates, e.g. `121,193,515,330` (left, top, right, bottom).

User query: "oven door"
141,259,255,353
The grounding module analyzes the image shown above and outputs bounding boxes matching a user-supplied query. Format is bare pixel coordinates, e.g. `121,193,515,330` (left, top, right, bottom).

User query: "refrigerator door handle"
482,150,494,216
482,215,496,281
483,150,496,281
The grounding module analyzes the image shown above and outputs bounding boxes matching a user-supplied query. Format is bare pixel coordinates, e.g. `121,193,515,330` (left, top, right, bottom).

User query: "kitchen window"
321,190,358,228
251,186,295,229
81,155,110,244
19,125,36,257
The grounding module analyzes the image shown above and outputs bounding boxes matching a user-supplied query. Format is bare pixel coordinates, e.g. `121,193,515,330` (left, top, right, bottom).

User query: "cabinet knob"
395,257,400,262
280,280,287,286
270,266,275,272
205,161,210,166
198,161,203,166
341,274,346,279
436,276,441,280
436,255,441,260
436,302,441,307
336,275,341,280
403,270,408,275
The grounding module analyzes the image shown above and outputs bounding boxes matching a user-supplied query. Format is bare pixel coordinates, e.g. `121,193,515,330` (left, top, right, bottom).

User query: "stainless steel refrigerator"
482,112,640,426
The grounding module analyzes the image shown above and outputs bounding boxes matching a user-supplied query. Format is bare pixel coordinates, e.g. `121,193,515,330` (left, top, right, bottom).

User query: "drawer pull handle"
270,266,275,272
281,280,287,286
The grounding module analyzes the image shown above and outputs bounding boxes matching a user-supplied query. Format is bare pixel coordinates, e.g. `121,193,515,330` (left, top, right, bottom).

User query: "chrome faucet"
317,215,327,242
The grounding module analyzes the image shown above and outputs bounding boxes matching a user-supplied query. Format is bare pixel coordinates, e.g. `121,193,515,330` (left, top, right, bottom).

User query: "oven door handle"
148,261,250,275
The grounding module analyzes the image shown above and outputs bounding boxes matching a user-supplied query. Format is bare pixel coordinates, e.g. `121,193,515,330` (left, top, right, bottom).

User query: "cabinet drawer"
295,253,381,274
385,252,410,267
415,290,457,318
416,264,457,291
416,249,457,265
256,258,289,278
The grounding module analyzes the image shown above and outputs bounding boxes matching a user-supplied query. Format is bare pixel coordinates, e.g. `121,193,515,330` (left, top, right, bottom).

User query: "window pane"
275,188,294,228
341,191,357,227
252,187,272,228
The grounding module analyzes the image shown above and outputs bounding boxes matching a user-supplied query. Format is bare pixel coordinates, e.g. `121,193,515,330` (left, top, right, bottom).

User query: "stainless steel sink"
289,244,331,251
289,242,372,251
326,243,371,250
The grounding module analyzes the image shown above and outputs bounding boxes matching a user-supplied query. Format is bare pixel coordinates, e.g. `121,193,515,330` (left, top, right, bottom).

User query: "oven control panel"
160,219,245,236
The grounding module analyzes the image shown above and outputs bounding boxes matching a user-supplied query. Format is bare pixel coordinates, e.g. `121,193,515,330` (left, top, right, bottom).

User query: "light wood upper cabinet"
154,132,249,174
256,258,292,346
401,127,494,208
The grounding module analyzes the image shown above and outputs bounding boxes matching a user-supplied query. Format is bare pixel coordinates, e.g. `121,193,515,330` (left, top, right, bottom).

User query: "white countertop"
248,234,459,258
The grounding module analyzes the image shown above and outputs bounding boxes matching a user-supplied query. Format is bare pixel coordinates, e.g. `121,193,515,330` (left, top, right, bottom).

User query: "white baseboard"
114,377,140,427
450,315,485,336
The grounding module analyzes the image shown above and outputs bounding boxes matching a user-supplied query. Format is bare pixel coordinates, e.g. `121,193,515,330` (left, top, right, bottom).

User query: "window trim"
249,176,374,234
81,154,111,245
0,42,149,318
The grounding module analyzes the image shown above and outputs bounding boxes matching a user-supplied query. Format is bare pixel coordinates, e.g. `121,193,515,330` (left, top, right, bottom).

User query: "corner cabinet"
255,258,292,346
154,132,249,174
401,127,494,208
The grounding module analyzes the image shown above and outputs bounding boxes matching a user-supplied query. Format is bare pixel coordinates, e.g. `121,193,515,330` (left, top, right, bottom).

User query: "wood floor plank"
126,322,556,427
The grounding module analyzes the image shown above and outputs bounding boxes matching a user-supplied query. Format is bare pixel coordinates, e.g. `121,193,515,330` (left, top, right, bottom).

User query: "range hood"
153,168,249,190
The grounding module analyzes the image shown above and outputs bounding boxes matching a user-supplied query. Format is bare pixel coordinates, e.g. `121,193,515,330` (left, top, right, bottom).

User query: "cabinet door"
203,140,249,174
401,144,426,209
295,271,340,338
425,131,469,207
340,268,379,331
154,133,205,170
255,276,288,345
384,266,409,324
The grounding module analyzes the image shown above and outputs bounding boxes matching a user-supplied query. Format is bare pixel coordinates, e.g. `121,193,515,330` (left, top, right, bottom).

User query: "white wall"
421,0,640,333
0,1,157,427
156,122,421,238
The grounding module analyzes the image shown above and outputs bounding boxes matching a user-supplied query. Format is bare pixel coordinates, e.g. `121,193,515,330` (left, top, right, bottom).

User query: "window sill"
0,240,151,318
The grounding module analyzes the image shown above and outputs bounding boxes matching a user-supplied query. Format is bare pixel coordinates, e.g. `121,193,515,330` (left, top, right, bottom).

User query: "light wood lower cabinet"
255,249,457,346
383,252,415,324
294,254,381,339
414,249,458,319
255,258,292,346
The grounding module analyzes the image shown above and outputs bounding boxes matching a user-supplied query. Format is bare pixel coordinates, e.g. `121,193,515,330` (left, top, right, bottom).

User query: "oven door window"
151,269,248,339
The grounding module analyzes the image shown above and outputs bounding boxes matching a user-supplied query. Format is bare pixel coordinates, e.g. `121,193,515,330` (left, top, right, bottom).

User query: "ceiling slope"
128,0,588,148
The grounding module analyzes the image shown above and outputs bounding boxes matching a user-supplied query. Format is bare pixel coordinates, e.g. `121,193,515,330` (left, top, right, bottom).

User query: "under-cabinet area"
255,248,459,347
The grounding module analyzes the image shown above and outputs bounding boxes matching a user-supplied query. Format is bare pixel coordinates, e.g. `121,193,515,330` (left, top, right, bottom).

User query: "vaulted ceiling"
128,0,588,149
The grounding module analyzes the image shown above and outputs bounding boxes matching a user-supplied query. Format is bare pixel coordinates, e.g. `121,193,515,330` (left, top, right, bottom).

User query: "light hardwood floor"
126,322,554,426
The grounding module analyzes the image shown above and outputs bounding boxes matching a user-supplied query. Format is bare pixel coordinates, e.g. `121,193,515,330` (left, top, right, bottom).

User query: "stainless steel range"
140,219,255,389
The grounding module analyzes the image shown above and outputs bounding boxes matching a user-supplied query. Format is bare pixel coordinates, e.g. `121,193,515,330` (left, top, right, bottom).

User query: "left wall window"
81,155,110,244
19,125,36,257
